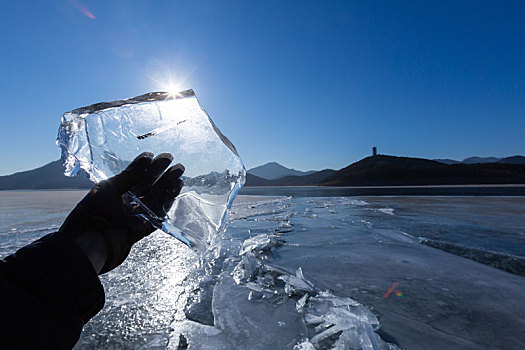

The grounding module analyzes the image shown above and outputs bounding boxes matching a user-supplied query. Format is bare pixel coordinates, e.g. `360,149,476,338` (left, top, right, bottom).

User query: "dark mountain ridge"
0,160,92,190
498,156,525,165
462,156,500,164
434,155,525,165
320,155,525,186
245,155,525,187
247,162,316,180
2,154,525,189
433,158,460,165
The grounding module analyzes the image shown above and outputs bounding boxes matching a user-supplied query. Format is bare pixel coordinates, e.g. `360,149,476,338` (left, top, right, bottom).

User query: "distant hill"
0,160,92,190
462,156,500,164
244,173,272,186
245,155,525,187
434,156,525,165
247,162,316,180
498,156,525,165
245,169,336,186
244,169,335,186
320,155,525,186
321,155,447,186
433,158,461,165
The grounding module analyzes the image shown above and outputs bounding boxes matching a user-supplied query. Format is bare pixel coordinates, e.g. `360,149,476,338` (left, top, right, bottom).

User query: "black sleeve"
0,233,105,349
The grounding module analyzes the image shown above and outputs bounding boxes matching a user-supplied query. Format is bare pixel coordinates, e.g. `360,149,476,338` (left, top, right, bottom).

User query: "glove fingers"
127,214,157,244
99,213,156,274
108,152,153,195
160,178,184,213
132,153,173,196
146,164,185,215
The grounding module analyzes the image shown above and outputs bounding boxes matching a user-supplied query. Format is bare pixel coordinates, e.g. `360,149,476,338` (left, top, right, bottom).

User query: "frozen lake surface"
1,190,524,349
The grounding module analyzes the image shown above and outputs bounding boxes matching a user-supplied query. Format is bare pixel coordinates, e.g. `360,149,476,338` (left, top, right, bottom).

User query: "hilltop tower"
372,146,377,156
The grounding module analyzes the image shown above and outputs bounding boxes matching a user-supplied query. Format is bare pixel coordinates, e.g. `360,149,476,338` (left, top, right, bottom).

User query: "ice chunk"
307,296,379,329
296,294,309,313
57,90,245,252
314,290,360,307
239,233,285,255
304,293,381,350
244,282,274,293
293,340,316,350
278,267,316,294
232,255,262,284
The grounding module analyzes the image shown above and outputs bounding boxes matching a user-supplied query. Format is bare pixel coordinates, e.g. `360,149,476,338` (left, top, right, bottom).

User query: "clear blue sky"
1,0,524,175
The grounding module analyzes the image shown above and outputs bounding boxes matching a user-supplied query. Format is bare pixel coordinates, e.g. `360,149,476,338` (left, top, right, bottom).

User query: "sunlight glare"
148,64,195,98
166,83,181,97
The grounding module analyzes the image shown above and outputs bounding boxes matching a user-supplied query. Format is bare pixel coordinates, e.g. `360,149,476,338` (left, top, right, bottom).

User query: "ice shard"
57,90,245,252
239,233,286,256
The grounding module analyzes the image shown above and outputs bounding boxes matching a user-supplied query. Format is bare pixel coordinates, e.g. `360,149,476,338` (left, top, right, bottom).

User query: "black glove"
59,152,184,274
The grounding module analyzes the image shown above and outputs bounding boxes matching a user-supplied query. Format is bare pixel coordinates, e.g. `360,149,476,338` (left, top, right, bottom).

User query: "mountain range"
247,162,317,180
1,155,524,190
0,160,92,190
245,155,525,187
433,156,525,165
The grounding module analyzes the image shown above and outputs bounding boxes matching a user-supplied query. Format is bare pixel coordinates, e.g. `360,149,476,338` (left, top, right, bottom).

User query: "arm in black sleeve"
0,153,183,349
0,232,104,350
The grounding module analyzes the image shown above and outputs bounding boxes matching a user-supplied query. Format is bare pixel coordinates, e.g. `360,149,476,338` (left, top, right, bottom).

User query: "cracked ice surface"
230,230,395,349
67,195,525,349
57,90,245,252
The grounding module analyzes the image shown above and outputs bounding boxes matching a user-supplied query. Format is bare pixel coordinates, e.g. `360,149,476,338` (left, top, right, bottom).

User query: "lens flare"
382,282,399,299
71,0,96,19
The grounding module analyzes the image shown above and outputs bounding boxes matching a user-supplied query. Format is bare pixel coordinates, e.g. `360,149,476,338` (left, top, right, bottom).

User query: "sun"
165,83,181,97
149,67,191,97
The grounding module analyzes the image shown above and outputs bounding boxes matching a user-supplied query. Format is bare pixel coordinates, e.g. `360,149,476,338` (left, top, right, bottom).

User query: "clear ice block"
57,90,245,252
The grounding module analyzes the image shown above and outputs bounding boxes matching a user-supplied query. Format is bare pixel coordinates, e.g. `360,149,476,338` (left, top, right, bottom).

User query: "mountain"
320,155,525,186
321,155,447,186
0,160,93,190
433,158,461,165
4,155,525,190
247,162,316,180
498,156,525,165
244,173,272,186
435,156,525,165
266,169,336,186
245,169,336,186
462,156,500,164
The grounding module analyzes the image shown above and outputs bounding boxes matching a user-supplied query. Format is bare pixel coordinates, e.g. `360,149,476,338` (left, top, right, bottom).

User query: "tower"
372,146,377,156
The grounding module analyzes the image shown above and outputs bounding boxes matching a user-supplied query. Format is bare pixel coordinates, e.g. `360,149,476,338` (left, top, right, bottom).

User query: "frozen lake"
1,190,524,349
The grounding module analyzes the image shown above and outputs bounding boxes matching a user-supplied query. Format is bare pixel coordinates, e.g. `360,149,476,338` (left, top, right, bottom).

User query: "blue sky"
0,0,524,175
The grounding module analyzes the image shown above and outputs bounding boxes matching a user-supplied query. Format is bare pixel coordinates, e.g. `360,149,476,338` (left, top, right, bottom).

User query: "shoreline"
2,184,525,196
244,183,525,188
241,184,525,196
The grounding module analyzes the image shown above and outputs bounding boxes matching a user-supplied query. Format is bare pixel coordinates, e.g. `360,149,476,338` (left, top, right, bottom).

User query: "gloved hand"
59,152,184,274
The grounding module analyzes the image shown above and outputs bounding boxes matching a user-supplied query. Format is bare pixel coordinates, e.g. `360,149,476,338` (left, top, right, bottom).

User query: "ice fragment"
278,267,316,294
296,294,309,313
239,233,285,255
232,255,261,284
57,90,245,252
293,340,316,350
